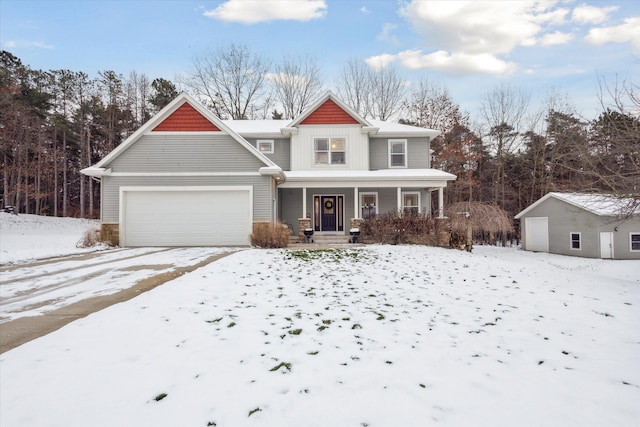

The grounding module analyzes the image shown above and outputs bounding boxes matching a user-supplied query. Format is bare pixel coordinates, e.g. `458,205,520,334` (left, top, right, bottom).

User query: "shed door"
600,232,614,259
121,187,251,247
525,217,549,252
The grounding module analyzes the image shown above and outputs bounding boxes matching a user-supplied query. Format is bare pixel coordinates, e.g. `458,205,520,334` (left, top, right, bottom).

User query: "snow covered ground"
0,212,103,264
1,214,639,426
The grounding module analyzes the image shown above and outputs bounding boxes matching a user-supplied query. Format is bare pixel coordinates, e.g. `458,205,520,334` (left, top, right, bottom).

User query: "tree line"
1,45,638,220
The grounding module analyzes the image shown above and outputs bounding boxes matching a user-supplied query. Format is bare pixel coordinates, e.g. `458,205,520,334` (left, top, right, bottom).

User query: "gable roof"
152,102,220,131
286,91,372,128
515,192,639,219
82,93,281,177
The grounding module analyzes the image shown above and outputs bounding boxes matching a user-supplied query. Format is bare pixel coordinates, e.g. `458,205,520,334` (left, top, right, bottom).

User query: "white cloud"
571,4,617,24
585,17,640,50
377,23,399,44
203,0,326,24
365,54,397,71
540,31,574,46
2,40,53,49
360,6,370,14
365,49,517,75
398,1,568,55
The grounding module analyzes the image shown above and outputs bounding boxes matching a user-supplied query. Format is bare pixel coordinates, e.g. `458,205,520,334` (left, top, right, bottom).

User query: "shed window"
631,233,640,252
570,232,581,250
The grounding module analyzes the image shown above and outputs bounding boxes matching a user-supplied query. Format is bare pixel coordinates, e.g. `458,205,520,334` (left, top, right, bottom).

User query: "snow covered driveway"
1,245,638,427
0,247,237,322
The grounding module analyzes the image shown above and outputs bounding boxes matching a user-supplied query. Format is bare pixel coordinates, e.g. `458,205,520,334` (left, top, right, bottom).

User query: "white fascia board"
259,166,286,182
80,167,111,177
280,127,298,136
279,179,451,189
109,172,262,177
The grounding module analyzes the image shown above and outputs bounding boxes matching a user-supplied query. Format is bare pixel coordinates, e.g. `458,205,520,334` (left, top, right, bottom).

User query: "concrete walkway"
0,251,233,354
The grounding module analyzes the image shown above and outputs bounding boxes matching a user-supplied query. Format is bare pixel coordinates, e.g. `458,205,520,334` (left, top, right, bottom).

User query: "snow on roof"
516,192,639,218
223,120,290,136
550,192,638,216
223,119,439,138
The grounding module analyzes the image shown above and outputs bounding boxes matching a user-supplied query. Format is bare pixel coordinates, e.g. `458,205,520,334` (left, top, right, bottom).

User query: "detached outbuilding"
515,192,640,260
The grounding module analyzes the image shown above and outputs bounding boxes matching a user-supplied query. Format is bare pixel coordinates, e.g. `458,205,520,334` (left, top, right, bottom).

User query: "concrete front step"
289,234,354,245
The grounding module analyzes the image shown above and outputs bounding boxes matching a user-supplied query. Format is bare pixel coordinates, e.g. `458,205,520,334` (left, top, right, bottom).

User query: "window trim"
630,232,640,252
314,137,346,165
257,139,274,154
401,191,420,214
389,139,407,168
570,232,582,250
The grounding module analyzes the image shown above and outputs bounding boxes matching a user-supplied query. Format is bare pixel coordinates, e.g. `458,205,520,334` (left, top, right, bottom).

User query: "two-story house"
82,92,456,246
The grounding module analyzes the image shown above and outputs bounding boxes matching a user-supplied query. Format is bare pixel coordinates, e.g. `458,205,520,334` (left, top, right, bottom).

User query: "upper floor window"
257,139,274,154
315,137,346,165
630,233,640,252
570,232,581,250
389,139,407,168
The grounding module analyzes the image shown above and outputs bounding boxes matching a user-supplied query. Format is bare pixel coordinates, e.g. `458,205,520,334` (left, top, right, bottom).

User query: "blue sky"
1,0,639,121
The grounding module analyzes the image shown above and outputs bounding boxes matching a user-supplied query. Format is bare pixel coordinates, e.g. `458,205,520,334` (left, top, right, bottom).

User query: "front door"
600,232,614,259
314,195,344,232
321,196,337,231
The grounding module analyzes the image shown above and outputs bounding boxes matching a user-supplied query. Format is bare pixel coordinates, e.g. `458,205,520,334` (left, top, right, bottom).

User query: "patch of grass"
206,317,223,323
154,393,168,401
288,328,302,335
376,313,385,320
270,361,292,372
248,407,262,417
307,351,319,355
227,322,236,328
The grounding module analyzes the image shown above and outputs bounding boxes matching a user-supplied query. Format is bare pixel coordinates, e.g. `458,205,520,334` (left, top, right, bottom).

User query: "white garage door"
121,186,252,247
525,217,549,252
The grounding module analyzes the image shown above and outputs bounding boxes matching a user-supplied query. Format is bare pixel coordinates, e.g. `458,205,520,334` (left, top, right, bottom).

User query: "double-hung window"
631,233,640,252
389,139,407,168
570,232,581,250
402,192,420,214
314,137,346,165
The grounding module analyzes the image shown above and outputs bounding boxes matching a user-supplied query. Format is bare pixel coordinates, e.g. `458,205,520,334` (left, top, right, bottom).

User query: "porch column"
397,187,402,214
302,187,307,218
354,187,359,218
438,187,444,218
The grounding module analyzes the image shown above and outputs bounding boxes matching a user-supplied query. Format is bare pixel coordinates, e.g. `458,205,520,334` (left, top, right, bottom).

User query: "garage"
120,186,252,247
524,217,549,252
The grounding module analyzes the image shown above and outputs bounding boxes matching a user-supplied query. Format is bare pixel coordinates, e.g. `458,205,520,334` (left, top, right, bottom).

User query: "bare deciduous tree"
270,55,323,119
335,58,372,118
184,44,271,119
479,84,530,209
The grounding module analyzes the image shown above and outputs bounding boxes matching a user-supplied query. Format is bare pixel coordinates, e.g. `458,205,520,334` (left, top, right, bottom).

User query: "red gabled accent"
152,102,220,132
300,99,360,125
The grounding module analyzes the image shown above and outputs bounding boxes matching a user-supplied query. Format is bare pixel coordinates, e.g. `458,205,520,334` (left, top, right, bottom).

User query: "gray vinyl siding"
106,134,265,172
279,188,303,233
519,197,640,259
246,138,291,171
369,137,430,170
101,175,273,223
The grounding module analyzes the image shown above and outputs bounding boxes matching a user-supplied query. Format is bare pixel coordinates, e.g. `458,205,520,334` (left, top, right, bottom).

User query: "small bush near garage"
76,227,104,248
360,211,448,246
250,222,290,248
